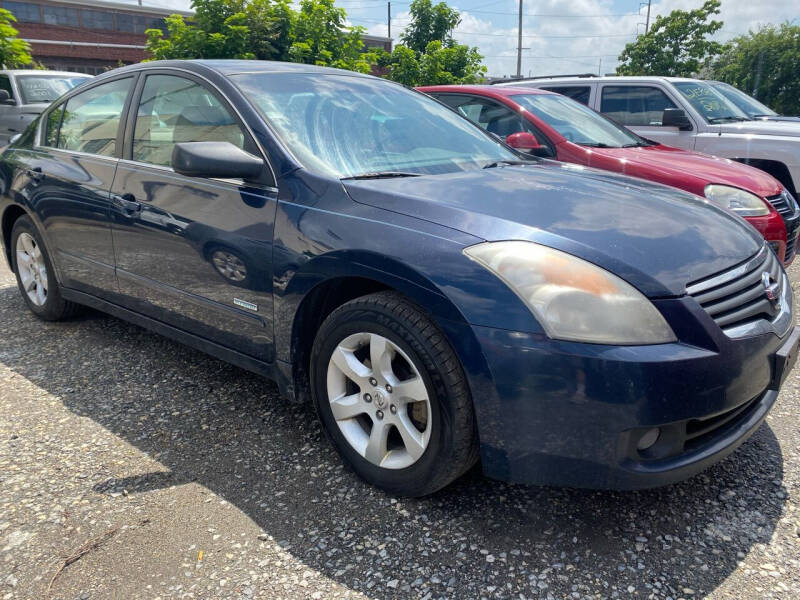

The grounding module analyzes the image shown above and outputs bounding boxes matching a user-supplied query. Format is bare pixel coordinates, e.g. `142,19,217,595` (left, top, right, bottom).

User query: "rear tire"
10,215,80,321
310,291,479,496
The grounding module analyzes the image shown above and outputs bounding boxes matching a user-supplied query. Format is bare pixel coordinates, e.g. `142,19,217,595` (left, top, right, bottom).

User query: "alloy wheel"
326,332,432,469
15,232,48,306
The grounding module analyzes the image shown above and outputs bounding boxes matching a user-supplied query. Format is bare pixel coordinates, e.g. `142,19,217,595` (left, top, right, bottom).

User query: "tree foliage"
400,0,460,54
706,23,800,116
616,0,722,77
143,0,485,85
386,0,484,86
0,8,32,68
289,0,375,73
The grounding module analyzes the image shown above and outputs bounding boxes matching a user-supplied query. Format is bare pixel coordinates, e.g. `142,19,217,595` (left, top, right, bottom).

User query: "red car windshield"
512,93,649,148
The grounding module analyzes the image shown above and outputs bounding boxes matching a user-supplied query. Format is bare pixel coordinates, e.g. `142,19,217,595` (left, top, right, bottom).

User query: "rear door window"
541,86,591,106
600,85,677,126
56,77,132,156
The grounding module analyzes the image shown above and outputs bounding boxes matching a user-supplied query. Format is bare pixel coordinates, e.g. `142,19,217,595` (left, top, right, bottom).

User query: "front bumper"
468,302,796,490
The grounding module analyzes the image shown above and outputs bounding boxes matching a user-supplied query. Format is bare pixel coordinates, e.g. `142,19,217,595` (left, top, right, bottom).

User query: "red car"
418,85,799,265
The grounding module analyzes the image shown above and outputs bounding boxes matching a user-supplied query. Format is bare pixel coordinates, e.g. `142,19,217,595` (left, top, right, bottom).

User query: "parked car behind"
494,76,800,201
708,81,800,123
1,60,797,496
0,70,92,145
420,84,800,265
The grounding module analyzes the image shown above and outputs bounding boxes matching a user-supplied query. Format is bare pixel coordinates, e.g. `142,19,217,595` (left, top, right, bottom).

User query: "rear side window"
541,86,590,106
132,74,246,167
600,85,677,126
0,75,13,100
56,77,132,156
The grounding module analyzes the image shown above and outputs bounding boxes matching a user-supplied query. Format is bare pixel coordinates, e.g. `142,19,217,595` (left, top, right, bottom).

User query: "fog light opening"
637,427,661,451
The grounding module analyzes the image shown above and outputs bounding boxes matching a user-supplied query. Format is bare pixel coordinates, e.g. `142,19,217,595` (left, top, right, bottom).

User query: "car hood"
718,119,800,137
580,144,782,198
343,162,763,297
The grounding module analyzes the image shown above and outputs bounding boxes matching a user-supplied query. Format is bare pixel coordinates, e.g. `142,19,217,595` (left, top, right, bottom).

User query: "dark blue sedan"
0,60,797,496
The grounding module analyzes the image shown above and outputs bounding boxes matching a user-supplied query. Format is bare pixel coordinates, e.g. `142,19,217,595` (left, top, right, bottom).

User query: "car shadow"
0,284,788,598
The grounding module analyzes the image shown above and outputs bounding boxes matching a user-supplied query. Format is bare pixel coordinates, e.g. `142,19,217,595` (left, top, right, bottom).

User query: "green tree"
145,2,253,60
289,0,374,72
385,0,484,86
245,0,295,61
0,8,32,68
400,0,460,54
706,23,800,116
616,0,723,77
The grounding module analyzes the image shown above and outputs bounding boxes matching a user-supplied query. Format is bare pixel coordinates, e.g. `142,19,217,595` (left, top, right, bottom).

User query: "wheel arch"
1,203,30,271
732,158,797,197
279,251,486,406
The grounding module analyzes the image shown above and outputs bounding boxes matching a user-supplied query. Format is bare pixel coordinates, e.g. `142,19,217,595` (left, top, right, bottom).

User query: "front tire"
10,215,80,321
310,291,479,496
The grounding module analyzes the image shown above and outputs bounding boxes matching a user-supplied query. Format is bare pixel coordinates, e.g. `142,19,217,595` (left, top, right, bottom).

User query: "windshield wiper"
482,159,535,169
577,142,614,148
341,171,421,180
708,116,751,123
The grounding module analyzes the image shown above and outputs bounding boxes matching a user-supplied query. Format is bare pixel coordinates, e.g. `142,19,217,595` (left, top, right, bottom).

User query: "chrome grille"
686,247,784,330
766,191,800,262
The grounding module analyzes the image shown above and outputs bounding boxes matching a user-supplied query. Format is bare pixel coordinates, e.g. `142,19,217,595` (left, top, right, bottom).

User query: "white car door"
597,83,697,150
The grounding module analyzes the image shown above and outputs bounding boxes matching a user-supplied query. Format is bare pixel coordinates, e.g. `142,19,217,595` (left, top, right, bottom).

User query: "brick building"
1,0,392,74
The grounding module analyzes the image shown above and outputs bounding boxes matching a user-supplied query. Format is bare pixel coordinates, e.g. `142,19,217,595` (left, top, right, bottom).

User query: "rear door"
598,84,697,150
10,75,134,296
109,70,278,361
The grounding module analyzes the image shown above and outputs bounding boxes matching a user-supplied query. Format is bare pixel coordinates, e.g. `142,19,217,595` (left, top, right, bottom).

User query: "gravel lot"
1,258,799,600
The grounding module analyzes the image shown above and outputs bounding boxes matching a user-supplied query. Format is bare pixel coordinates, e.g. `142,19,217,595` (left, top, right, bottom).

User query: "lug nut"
376,410,384,420
385,384,393,393
390,404,397,414
364,393,372,403
369,377,378,386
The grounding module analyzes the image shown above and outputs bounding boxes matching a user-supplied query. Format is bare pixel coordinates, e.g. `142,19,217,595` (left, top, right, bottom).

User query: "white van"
495,76,800,197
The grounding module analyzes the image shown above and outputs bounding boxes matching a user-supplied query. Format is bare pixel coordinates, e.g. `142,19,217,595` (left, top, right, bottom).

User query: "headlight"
704,184,769,217
463,241,676,345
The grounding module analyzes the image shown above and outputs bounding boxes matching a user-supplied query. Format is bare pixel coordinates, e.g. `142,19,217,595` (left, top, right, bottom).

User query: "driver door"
109,71,278,362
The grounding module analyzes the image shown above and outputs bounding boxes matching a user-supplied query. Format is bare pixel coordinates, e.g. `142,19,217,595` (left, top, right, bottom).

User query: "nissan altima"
0,60,797,496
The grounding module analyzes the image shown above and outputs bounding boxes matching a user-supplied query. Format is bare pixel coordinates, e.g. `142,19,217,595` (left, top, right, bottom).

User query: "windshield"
16,75,91,104
231,73,519,178
511,93,646,148
672,81,751,123
710,81,777,117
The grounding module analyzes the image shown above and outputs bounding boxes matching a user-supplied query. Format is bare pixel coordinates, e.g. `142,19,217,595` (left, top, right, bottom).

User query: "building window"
116,13,133,32
82,9,114,30
43,5,79,27
3,1,41,23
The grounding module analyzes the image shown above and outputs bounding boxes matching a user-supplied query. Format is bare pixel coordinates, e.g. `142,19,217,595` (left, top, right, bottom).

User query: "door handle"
26,167,43,182
112,193,142,215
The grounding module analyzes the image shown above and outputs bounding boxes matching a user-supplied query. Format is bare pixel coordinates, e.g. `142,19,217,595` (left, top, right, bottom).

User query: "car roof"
495,75,704,86
418,84,554,98
0,70,93,77
91,59,375,81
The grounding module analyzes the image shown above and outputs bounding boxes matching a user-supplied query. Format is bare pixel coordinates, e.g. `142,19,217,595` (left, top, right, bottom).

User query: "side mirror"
506,131,541,151
505,131,553,157
172,142,264,180
662,108,692,130
0,90,15,105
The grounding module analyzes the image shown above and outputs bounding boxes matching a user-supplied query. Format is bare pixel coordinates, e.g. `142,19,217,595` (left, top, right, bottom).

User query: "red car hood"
576,143,783,199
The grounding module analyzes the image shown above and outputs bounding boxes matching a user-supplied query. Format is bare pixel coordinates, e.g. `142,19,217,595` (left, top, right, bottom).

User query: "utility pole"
387,2,391,40
598,57,602,75
645,0,651,34
516,0,523,78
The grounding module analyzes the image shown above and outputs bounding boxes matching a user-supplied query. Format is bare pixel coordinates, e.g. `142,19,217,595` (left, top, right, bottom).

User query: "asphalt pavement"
1,258,799,600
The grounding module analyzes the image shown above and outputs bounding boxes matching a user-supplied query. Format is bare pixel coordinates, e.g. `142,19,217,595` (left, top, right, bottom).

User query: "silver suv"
495,75,800,197
0,70,92,145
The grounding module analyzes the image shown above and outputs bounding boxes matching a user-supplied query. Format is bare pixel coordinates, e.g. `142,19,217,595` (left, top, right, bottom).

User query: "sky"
120,0,799,78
